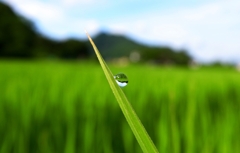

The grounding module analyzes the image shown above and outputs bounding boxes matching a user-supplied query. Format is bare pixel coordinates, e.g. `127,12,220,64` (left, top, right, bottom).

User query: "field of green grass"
0,60,239,153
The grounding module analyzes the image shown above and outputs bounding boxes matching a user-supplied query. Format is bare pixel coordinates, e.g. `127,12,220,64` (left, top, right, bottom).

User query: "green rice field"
0,60,239,153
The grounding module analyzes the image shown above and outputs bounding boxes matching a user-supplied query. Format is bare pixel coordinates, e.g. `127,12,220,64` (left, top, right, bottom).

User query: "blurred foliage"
92,33,192,65
91,33,144,58
0,61,240,153
0,2,192,65
202,61,235,68
141,47,191,65
0,2,89,59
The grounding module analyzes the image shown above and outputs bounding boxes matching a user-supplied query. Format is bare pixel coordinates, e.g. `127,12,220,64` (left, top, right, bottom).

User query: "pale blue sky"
3,0,240,63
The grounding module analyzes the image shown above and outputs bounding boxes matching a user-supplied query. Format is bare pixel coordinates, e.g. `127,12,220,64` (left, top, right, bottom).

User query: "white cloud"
3,0,240,62
3,0,65,22
60,0,97,6
3,0,102,39
105,1,240,62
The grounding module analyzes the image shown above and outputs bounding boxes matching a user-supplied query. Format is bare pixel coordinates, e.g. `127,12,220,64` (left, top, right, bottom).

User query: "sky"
2,0,240,63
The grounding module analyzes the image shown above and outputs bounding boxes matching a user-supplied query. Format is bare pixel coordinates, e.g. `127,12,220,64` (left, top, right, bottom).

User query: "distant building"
189,60,200,69
236,63,240,72
111,57,129,67
129,51,141,63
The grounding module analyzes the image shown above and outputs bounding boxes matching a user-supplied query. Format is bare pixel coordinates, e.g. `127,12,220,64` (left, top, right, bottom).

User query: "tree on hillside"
0,2,192,63
0,2,36,57
59,39,89,58
0,2,89,59
141,47,191,65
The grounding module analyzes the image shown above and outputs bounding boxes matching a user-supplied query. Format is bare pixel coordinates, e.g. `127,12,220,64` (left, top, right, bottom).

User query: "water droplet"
114,73,128,87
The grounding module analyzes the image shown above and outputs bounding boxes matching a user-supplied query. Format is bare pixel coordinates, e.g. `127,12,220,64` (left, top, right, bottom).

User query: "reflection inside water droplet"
114,73,128,87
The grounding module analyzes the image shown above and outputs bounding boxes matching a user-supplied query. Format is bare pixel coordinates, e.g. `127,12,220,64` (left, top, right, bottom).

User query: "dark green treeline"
0,2,192,65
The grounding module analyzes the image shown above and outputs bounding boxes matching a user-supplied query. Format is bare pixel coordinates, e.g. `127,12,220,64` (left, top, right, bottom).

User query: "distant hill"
0,1,89,59
0,1,192,65
91,33,144,59
91,33,192,65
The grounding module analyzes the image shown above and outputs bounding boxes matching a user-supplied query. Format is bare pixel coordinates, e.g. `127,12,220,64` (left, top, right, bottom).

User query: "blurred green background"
1,61,240,153
1,1,240,153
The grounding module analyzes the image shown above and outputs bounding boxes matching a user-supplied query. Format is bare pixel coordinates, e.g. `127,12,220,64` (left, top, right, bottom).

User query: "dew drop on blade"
114,73,128,87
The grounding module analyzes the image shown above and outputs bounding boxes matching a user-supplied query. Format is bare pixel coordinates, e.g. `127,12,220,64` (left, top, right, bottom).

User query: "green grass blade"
85,31,159,153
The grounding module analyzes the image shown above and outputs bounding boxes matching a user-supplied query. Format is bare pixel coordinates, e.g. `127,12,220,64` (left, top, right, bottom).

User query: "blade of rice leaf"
85,31,159,153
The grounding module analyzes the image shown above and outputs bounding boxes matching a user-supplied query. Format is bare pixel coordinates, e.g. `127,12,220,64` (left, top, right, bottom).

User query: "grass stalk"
85,31,159,153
